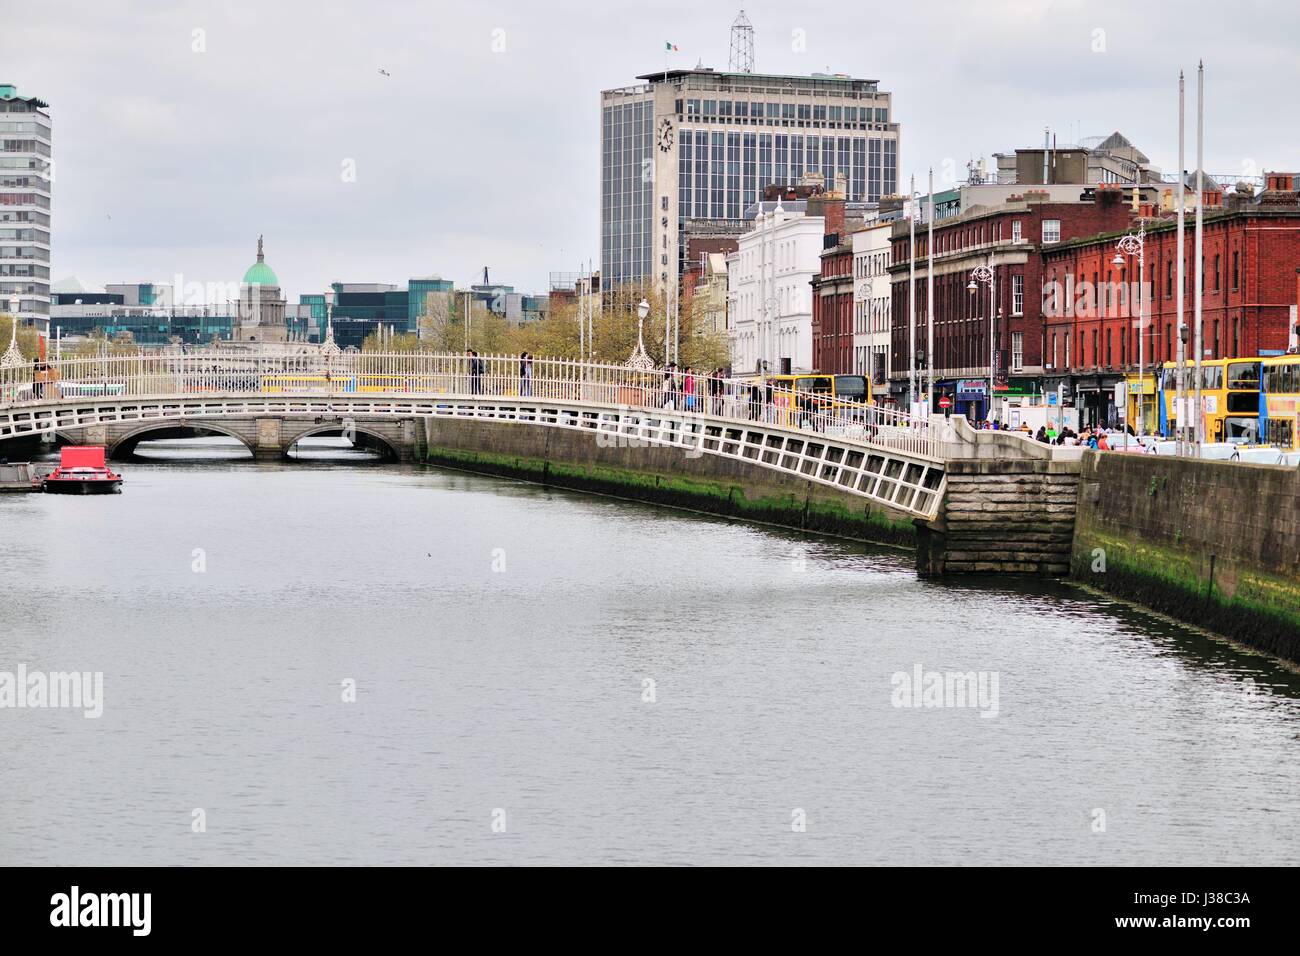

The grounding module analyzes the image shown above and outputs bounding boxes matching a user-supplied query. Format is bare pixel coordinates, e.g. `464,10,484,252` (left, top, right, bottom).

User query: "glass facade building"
601,69,900,295
0,83,52,333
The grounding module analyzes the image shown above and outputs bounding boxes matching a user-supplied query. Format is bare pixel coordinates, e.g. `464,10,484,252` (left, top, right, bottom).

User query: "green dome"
243,261,278,286
242,236,278,286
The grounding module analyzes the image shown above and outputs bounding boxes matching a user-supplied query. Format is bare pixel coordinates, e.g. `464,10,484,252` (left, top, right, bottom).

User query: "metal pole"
989,252,996,422
908,175,916,410
1138,222,1145,435
927,167,935,414
1194,60,1205,454
1176,70,1186,456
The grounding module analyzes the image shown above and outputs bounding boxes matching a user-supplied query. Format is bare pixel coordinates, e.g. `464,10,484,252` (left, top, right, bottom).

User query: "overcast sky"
7,0,1298,301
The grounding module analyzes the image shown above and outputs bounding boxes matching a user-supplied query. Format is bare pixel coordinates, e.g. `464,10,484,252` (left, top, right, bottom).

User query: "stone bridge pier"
63,416,420,461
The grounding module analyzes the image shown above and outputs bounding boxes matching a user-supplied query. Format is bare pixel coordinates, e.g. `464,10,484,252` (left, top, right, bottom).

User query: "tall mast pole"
1176,70,1186,456
1194,60,1205,453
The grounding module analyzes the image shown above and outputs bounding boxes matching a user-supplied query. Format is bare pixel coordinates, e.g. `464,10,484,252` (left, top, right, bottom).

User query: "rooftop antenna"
729,9,754,73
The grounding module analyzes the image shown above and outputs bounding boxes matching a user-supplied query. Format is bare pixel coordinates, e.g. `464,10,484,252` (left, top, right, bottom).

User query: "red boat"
43,446,123,495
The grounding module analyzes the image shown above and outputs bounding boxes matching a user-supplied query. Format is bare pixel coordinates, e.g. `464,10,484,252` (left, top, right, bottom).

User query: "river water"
1,448,1297,866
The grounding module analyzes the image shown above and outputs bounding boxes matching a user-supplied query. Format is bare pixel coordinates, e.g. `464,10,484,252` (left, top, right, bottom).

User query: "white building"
727,202,823,375
0,83,52,335
852,221,892,400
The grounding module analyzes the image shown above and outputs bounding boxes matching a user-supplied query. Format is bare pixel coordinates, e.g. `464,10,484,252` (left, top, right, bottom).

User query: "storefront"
954,378,989,422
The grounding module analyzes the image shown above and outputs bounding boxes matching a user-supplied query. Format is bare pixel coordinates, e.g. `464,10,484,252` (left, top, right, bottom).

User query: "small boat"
43,446,123,495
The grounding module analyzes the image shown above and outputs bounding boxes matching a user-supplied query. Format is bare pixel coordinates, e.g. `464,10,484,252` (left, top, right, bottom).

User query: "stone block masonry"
1071,451,1300,664
916,459,1081,575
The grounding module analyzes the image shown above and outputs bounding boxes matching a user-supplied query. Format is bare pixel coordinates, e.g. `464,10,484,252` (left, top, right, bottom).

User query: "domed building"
235,236,288,342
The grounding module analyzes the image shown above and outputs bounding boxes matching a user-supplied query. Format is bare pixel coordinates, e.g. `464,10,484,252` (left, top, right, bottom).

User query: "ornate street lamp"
627,298,655,370
1114,220,1146,437
2,292,22,369
967,259,995,419
321,287,340,358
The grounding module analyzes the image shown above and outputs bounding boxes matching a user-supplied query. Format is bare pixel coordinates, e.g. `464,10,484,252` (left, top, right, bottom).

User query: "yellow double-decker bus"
767,373,872,424
1156,358,1262,442
1261,355,1300,449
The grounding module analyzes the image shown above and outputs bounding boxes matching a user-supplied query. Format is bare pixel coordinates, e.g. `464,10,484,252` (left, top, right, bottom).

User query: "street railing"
0,349,943,459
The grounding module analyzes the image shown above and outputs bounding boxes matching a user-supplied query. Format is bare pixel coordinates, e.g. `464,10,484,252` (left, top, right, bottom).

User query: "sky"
7,0,1299,303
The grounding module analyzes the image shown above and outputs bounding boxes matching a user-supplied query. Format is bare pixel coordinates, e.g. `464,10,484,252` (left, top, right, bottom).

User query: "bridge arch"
104,421,256,460
285,423,401,461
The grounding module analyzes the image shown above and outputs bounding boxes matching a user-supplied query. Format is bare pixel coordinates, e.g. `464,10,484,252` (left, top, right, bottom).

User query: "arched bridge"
0,350,949,518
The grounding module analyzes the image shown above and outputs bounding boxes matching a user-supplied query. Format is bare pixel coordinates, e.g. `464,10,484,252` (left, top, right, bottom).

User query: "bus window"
1224,417,1259,443
1226,392,1260,414
1202,365,1223,390
833,375,867,401
1227,361,1259,389
795,376,834,393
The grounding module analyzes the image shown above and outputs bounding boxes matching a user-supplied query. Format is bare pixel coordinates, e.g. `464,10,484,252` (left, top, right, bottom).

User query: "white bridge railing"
0,350,944,460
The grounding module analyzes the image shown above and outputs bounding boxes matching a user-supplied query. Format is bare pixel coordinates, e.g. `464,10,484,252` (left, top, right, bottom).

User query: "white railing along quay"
0,350,945,461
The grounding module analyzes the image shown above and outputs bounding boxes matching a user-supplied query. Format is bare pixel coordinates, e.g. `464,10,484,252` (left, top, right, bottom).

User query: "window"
1012,332,1024,372
1011,220,1022,241
1011,275,1024,315
1166,260,1172,297
1042,219,1061,244
1065,333,1071,368
1213,254,1220,292
1232,249,1239,290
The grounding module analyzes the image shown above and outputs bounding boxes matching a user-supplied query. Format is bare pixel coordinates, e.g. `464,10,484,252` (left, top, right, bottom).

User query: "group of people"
659,364,728,413
1032,422,1137,449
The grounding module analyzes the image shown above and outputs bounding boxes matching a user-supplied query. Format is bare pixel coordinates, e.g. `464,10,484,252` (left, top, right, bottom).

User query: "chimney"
808,194,846,240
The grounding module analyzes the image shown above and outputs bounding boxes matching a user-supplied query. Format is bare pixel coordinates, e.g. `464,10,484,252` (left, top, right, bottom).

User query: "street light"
2,292,22,368
321,287,340,357
1114,220,1146,438
627,298,654,370
968,258,995,421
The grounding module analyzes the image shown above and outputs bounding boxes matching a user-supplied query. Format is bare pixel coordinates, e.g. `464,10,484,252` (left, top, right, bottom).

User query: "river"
1,448,1297,865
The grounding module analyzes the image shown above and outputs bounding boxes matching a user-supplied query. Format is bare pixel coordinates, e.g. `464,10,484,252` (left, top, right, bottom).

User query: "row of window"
1046,320,1241,370
897,218,1054,262
682,99,888,125
677,130,898,213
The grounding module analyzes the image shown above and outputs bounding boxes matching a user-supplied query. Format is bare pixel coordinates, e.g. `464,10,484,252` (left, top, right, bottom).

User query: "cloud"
7,0,1299,300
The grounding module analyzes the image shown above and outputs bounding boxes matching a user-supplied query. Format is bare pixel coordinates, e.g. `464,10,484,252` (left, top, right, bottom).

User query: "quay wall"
1071,451,1300,663
418,417,918,547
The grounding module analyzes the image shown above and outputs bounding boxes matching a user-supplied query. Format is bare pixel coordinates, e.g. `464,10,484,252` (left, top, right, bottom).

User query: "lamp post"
628,297,655,370
2,292,22,369
907,177,917,410
968,256,995,422
321,288,340,358
1113,219,1146,440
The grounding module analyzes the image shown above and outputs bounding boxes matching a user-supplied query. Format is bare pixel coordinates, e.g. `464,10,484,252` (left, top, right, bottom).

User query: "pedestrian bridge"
0,350,949,519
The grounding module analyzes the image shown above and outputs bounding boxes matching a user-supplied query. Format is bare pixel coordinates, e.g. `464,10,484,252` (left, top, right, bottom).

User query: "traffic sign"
938,396,952,409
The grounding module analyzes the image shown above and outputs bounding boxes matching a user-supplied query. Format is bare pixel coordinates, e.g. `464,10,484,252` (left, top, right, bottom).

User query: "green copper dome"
242,235,278,287
243,261,278,286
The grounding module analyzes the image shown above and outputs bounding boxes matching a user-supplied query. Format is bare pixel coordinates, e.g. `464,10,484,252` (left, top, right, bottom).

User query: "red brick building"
888,188,1132,420
811,230,853,374
1040,173,1300,427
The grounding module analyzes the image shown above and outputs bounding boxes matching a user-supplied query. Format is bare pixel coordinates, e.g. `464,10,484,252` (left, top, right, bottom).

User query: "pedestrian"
1035,425,1048,443
661,365,675,410
519,352,532,396
683,367,696,411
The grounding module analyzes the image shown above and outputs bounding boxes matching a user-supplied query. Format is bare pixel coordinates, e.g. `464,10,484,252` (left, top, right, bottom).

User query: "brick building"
888,187,1133,421
1041,173,1300,428
810,197,853,375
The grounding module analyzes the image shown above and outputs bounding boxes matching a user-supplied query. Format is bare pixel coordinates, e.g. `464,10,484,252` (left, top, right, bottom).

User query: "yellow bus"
1157,358,1261,442
1261,355,1300,449
767,373,872,424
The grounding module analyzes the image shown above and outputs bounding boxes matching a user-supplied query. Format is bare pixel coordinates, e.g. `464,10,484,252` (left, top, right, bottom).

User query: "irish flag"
665,42,678,51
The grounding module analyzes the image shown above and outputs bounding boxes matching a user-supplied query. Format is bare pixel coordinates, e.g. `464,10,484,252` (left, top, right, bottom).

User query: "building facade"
601,67,899,297
1040,173,1300,430
727,202,824,375
0,83,52,334
888,188,1132,421
853,222,892,398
